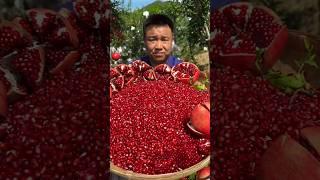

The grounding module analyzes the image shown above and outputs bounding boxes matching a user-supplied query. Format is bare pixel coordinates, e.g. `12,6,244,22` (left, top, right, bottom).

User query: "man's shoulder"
167,55,183,67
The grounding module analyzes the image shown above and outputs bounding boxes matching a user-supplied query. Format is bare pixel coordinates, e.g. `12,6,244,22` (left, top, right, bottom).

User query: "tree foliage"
110,0,210,66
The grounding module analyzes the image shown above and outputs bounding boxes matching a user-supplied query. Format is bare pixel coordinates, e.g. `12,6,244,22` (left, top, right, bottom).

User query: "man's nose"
155,40,162,49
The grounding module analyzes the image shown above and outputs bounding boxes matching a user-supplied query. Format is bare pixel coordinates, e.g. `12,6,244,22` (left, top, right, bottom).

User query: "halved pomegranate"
188,101,210,137
143,69,157,81
26,8,58,36
45,14,79,48
10,46,45,91
110,75,124,93
73,0,107,29
154,64,173,80
210,2,289,71
114,64,136,85
171,62,200,84
131,60,152,73
110,67,121,79
110,64,136,94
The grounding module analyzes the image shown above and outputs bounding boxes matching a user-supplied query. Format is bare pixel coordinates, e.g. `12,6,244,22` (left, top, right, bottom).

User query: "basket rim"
110,155,210,180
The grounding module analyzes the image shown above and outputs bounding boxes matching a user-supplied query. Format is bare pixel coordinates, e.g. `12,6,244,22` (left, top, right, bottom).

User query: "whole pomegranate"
189,101,210,137
111,52,121,61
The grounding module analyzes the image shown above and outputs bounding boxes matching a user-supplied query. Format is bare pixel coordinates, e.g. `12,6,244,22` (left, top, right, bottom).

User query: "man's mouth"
153,53,164,57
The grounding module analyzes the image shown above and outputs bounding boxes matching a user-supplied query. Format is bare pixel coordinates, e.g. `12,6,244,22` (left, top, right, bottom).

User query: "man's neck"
150,60,165,67
149,56,171,67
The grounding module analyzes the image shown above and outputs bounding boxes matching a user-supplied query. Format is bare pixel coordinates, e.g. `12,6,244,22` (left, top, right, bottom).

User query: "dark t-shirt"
139,55,182,67
211,0,239,10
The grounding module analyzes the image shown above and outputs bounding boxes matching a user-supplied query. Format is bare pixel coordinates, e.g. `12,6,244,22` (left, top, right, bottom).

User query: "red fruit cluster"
210,2,288,71
0,0,109,114
111,79,209,174
110,61,201,95
0,0,110,178
211,66,320,179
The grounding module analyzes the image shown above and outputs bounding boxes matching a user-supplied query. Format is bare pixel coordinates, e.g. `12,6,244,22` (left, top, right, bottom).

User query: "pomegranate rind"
0,81,8,118
171,62,201,84
57,14,80,48
190,102,210,137
0,66,27,101
50,50,81,74
301,126,320,156
35,46,46,85
196,166,210,180
257,134,320,180
263,26,289,69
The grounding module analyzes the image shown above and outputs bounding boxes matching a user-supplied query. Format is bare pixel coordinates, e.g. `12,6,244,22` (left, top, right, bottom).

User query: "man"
139,14,182,67
110,14,182,180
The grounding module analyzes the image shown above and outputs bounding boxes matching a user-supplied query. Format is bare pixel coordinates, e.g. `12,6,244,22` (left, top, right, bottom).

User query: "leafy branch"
265,38,318,94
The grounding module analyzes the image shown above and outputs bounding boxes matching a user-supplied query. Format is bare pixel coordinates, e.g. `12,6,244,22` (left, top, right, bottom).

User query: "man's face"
144,25,173,65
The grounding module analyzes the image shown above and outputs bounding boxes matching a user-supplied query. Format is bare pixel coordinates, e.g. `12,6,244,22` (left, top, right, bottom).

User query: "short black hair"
143,14,175,37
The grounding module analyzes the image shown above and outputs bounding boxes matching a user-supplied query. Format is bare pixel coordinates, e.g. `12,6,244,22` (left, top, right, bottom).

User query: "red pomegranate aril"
111,80,209,174
211,65,320,179
0,21,32,57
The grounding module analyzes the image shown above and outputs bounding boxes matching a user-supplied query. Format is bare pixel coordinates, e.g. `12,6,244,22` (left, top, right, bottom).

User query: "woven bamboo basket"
110,155,210,180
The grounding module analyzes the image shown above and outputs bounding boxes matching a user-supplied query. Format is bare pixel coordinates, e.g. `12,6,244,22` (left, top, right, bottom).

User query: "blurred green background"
1,0,319,70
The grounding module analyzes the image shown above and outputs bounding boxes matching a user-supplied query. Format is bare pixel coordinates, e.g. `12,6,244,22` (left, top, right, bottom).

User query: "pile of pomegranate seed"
211,66,320,179
111,80,209,174
0,0,111,178
0,55,108,179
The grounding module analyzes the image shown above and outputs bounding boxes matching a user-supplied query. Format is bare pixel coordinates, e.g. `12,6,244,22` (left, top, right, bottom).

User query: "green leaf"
304,38,312,52
193,83,207,91
265,70,282,79
305,54,318,68
267,73,305,91
187,173,196,180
